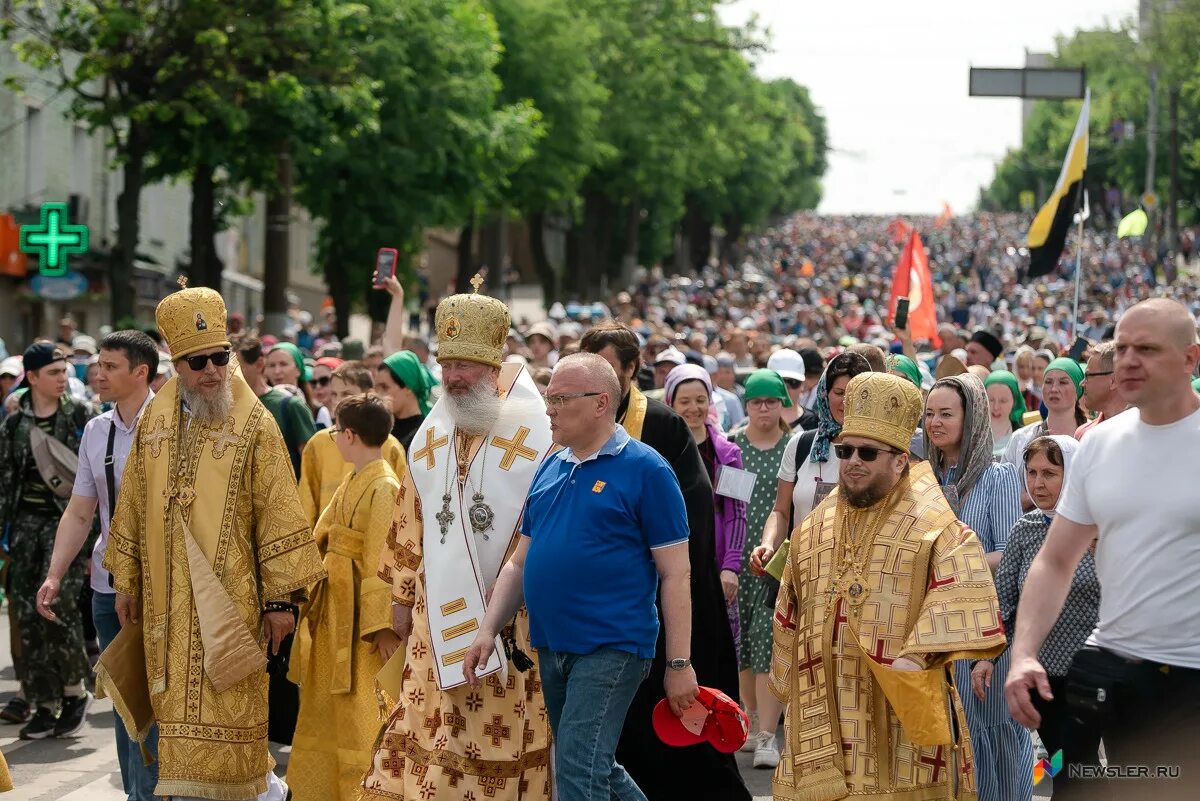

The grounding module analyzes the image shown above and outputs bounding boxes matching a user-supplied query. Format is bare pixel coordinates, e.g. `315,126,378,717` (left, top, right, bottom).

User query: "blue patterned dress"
941,462,1035,801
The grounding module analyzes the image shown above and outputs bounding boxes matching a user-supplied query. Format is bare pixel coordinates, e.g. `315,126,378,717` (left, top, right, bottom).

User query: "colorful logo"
1033,750,1063,784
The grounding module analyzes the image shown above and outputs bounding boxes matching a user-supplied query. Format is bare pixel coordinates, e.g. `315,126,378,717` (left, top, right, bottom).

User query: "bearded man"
581,321,748,801
770,372,1006,801
362,276,554,800
103,280,325,801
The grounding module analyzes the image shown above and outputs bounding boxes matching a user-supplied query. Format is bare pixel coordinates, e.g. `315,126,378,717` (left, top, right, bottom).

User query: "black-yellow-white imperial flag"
1026,89,1090,278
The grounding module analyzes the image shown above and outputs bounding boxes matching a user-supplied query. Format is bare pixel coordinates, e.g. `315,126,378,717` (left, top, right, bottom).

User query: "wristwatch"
667,657,692,671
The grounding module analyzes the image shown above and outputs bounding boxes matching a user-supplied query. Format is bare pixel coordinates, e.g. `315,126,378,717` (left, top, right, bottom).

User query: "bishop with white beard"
362,276,555,801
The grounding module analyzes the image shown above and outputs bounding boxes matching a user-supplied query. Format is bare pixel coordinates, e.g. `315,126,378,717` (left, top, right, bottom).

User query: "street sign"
31,271,89,301
18,202,89,276
969,67,1086,99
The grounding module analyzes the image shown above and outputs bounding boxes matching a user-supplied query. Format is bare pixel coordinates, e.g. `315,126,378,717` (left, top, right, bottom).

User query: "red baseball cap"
652,686,749,754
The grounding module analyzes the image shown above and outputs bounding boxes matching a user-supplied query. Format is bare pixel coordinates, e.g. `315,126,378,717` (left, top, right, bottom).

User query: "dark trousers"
1053,645,1200,801
1029,674,1100,766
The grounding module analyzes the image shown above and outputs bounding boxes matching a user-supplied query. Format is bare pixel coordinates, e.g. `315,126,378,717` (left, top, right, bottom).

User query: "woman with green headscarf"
1001,357,1087,465
378,350,439,450
983,370,1026,458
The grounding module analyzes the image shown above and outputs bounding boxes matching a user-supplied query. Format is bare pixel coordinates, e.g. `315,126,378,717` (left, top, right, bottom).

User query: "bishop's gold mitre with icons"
837,372,923,454
155,276,232,359
434,274,510,368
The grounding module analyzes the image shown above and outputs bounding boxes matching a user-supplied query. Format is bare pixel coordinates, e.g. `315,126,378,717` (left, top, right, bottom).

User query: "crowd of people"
0,211,1196,801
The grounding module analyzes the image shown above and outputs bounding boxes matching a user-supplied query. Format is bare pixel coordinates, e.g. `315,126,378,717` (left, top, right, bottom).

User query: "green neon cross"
19,202,89,277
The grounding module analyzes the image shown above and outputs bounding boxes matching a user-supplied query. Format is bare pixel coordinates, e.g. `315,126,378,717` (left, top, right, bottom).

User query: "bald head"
554,352,622,420
1119,298,1198,349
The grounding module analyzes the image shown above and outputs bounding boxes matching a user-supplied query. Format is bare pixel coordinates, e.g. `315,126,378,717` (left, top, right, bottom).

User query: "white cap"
767,348,805,382
72,335,98,355
655,347,686,366
0,356,22,378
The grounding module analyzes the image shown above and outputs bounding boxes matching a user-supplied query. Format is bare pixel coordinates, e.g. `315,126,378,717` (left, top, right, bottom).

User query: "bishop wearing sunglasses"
769,372,1006,801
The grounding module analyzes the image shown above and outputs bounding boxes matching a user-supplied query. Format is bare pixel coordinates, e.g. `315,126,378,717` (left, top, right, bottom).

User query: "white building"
0,44,327,351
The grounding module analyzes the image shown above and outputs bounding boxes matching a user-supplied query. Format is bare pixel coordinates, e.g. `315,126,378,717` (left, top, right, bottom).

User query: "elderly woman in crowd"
665,364,745,654
924,374,1031,801
971,435,1100,775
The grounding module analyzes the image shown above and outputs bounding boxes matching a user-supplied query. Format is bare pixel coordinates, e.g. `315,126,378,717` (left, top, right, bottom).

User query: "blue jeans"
537,647,651,801
93,591,160,801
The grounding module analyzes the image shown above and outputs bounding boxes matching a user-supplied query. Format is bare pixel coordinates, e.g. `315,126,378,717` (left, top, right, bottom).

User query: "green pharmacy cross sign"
19,202,89,276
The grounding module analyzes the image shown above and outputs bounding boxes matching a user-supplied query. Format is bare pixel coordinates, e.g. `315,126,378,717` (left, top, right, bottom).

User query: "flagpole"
1071,211,1084,340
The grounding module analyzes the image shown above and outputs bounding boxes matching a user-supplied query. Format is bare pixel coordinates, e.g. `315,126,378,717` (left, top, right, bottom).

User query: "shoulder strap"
104,420,118,526
793,430,817,476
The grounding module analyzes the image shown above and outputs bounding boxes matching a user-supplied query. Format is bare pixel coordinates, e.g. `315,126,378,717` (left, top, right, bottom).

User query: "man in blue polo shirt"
464,352,697,801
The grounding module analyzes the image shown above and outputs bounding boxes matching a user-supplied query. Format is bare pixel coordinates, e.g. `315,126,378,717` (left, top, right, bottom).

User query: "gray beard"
444,382,503,436
444,380,546,437
180,379,234,424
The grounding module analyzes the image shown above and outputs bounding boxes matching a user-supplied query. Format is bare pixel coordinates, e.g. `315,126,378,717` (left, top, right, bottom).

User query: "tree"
295,0,542,338
482,0,611,302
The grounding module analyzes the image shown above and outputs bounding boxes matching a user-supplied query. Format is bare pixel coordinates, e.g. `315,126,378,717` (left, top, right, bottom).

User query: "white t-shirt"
778,431,842,525
1056,406,1200,668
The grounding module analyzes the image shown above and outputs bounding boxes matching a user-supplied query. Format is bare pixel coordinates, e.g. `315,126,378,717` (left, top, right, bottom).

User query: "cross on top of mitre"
470,273,484,293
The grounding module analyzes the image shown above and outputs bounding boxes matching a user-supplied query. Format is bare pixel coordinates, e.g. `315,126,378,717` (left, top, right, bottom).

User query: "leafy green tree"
295,0,542,337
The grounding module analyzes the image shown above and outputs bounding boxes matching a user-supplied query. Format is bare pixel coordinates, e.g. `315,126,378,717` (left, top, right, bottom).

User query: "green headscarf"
983,370,1027,426
1192,377,1200,394
383,350,438,416
1045,357,1084,397
742,369,793,407
888,355,922,389
271,342,311,382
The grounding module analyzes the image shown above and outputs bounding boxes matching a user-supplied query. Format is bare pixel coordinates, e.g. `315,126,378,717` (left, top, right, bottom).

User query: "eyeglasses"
545,392,601,409
182,349,231,372
747,398,782,409
1083,371,1113,380
313,375,331,387
834,443,903,462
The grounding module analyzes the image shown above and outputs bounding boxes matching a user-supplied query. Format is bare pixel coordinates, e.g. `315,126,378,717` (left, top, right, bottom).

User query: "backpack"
29,424,79,499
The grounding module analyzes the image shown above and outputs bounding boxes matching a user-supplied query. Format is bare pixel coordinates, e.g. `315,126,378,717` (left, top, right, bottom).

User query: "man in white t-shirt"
1005,298,1200,801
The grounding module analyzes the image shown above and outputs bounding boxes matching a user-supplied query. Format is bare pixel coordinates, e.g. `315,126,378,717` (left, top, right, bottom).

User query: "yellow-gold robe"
298,430,407,528
770,461,1006,801
361,428,552,801
104,375,325,801
288,458,400,801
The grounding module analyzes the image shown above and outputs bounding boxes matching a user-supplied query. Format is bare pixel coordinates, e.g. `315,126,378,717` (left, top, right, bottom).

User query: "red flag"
889,230,940,347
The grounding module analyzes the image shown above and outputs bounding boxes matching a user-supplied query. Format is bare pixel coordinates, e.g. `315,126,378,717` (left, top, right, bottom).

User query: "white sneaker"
752,731,780,769
740,712,760,752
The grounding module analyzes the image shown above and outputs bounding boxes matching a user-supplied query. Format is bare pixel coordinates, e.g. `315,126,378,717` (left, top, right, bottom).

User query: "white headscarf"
1021,434,1080,518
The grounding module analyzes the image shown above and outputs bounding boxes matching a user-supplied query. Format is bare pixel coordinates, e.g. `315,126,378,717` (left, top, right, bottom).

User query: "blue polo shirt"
522,425,689,658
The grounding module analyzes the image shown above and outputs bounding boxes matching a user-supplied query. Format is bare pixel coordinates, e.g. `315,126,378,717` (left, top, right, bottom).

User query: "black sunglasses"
834,443,902,462
313,375,331,387
182,349,231,372
784,378,804,389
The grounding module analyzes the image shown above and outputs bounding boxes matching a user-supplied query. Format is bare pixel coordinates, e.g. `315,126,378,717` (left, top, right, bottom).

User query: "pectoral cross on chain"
436,494,455,544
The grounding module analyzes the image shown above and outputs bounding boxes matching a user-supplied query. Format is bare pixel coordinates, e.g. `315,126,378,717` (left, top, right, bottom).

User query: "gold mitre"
838,372,923,453
156,276,231,359
434,274,509,368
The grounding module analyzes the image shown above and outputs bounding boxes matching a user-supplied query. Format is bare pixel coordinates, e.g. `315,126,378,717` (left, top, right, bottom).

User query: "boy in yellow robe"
298,362,407,528
288,394,404,801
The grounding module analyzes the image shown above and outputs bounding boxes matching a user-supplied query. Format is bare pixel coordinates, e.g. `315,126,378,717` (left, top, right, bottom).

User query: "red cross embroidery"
797,639,824,684
869,639,895,666
919,746,947,782
831,599,849,647
928,566,956,590
981,613,1005,638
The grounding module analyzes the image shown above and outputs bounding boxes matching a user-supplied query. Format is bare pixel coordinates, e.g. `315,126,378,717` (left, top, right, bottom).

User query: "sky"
718,0,1139,215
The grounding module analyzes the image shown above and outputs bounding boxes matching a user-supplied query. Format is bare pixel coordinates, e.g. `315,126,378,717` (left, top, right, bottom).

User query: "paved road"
2,605,1051,801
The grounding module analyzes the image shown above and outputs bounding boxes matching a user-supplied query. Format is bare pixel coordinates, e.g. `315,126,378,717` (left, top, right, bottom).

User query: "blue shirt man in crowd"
464,352,698,801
